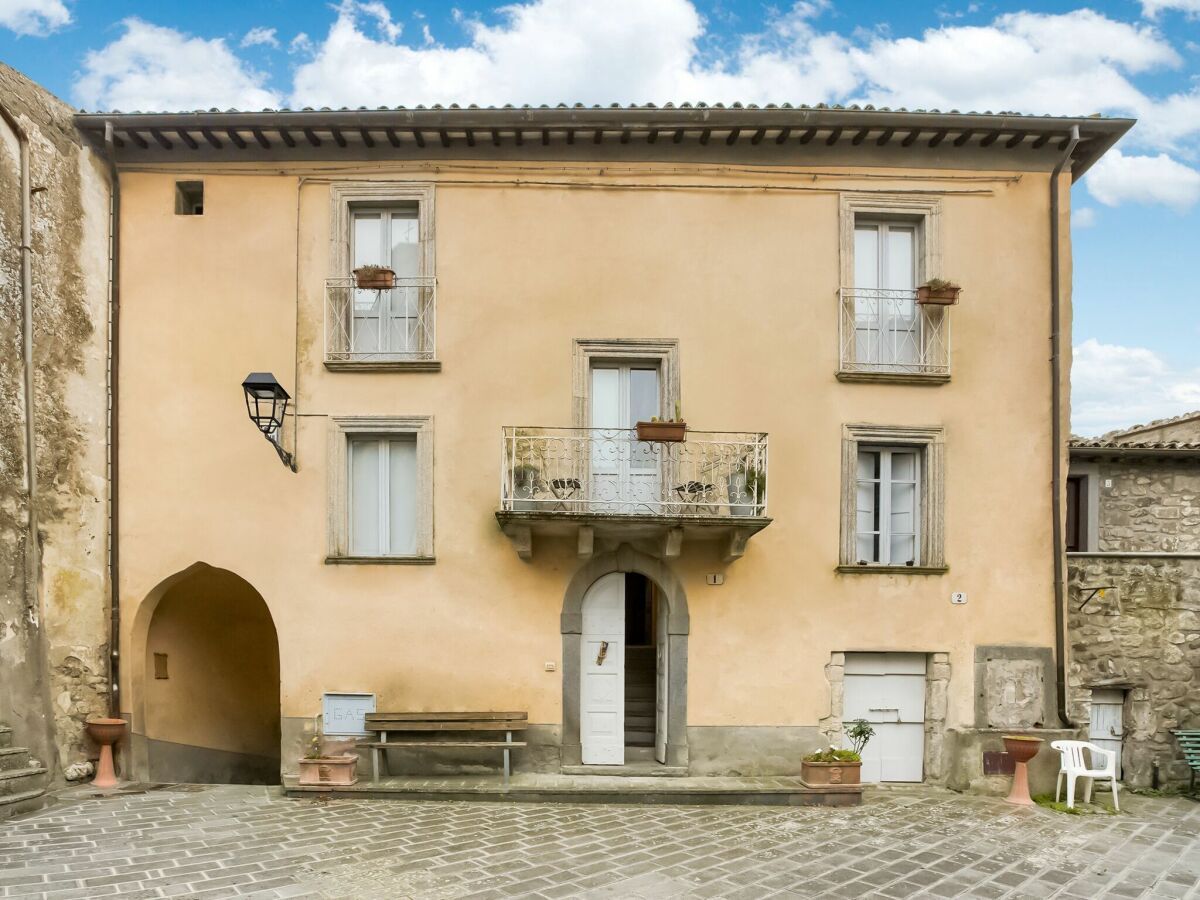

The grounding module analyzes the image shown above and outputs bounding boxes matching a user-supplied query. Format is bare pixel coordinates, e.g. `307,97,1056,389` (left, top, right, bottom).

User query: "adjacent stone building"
1067,412,1200,789
0,63,113,810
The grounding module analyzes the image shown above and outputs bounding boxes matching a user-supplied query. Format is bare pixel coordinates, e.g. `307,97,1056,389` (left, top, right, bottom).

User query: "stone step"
625,701,655,716
0,747,32,771
625,732,655,747
626,684,655,700
0,767,48,796
625,715,655,729
0,727,11,750
0,788,48,820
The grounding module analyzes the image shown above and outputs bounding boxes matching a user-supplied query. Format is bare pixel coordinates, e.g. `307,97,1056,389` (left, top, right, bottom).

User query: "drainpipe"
0,101,39,631
102,121,122,719
1051,125,1080,730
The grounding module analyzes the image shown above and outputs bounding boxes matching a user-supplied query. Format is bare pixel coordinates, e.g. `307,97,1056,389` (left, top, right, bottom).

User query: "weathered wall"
1090,457,1200,553
1067,555,1200,788
0,64,111,778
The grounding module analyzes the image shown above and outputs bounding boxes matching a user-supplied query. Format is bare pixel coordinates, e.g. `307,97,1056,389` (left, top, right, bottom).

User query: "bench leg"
381,731,390,777
503,730,512,787
372,747,379,784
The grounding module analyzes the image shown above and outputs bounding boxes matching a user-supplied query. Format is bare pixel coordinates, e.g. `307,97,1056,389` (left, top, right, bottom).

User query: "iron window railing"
838,287,950,376
325,276,436,363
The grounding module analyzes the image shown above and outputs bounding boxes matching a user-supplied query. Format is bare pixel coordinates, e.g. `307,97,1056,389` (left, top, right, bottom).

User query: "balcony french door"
591,364,660,513
854,220,919,369
351,206,421,358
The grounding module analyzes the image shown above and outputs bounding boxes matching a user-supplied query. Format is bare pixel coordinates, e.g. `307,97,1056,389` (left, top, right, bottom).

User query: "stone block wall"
1067,555,1200,788
1093,457,1200,553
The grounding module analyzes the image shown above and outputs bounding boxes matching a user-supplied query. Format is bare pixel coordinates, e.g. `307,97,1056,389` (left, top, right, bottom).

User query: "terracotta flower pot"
298,755,358,786
917,285,961,305
801,759,862,786
636,421,687,443
353,267,396,290
85,717,128,790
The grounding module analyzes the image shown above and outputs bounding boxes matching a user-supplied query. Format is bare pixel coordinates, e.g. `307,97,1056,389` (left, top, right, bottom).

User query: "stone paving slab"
0,784,1197,899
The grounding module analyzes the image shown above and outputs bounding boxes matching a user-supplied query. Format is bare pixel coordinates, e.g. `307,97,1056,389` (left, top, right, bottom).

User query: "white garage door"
844,653,926,783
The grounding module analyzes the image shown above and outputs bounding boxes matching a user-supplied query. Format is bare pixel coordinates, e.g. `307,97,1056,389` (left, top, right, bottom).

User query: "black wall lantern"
241,372,296,471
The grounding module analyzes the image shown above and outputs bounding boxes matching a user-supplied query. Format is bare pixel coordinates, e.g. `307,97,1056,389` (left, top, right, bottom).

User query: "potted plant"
353,265,396,290
509,462,543,512
297,730,358,786
727,461,766,517
917,278,961,305
801,718,874,786
637,402,688,443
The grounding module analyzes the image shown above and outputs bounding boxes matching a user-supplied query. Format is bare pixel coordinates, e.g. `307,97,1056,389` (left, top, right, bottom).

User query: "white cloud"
1086,148,1200,212
241,26,278,49
1072,207,1098,228
74,18,282,111
1142,0,1200,18
1072,339,1200,435
0,0,70,36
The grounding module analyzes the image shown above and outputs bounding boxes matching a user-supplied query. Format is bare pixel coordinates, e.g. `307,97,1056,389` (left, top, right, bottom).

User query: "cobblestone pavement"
1,784,1198,899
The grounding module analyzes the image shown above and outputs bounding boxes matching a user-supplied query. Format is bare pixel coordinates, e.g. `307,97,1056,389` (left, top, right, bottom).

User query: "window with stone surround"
327,416,434,563
839,424,946,573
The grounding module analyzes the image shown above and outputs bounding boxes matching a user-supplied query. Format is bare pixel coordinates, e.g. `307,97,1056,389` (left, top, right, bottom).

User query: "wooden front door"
581,573,625,765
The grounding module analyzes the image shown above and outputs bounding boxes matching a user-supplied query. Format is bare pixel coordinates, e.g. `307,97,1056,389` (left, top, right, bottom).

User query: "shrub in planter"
353,265,396,290
727,463,766,517
917,278,961,306
800,718,875,786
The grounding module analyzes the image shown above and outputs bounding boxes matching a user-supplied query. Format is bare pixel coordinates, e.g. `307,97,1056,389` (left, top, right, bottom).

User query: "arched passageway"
140,564,280,784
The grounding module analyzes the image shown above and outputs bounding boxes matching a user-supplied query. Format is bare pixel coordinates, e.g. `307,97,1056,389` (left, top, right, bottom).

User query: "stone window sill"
836,371,950,386
325,555,436,565
836,564,949,576
324,360,442,373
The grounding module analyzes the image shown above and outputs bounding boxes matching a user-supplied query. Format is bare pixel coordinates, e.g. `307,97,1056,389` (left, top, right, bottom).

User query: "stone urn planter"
298,755,359,786
1002,735,1044,806
801,758,862,786
85,717,128,790
353,266,395,290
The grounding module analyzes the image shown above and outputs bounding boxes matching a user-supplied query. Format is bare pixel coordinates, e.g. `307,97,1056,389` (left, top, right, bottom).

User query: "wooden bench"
362,712,528,785
1173,730,1200,794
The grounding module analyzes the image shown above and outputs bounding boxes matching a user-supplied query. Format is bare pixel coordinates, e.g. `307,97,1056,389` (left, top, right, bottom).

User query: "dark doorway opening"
624,573,657,748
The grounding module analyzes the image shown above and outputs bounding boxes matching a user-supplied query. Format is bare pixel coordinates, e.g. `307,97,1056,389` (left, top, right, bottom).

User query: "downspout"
102,122,122,718
0,101,39,632
1051,124,1080,729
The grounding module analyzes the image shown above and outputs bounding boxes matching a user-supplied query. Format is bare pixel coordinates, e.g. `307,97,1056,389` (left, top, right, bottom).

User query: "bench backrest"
365,712,528,732
1174,731,1200,767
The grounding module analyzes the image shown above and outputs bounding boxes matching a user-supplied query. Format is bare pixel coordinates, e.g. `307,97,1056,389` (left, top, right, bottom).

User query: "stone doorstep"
281,774,863,807
560,764,689,777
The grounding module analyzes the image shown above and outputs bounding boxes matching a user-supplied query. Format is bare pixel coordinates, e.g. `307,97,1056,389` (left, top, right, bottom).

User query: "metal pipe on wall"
103,121,122,718
1051,124,1081,729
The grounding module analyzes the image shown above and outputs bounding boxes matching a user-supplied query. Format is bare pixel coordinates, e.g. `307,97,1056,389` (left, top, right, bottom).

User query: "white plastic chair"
1051,740,1119,811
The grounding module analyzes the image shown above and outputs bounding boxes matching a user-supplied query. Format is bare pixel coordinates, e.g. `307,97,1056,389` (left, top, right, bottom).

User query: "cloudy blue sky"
2,0,1198,435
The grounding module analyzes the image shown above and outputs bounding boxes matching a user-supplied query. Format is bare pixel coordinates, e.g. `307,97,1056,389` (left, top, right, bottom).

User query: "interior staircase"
625,646,656,748
0,725,49,820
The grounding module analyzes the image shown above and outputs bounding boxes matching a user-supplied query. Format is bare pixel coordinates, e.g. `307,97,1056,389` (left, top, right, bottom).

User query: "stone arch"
560,544,689,767
128,562,280,784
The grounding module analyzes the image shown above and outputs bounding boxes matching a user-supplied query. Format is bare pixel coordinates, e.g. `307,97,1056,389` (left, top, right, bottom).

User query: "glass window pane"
885,226,916,291
628,368,660,426
389,208,420,278
890,533,916,565
388,438,418,556
891,451,917,482
857,450,880,480
590,367,620,429
856,534,880,563
854,225,879,289
349,440,381,556
353,213,383,267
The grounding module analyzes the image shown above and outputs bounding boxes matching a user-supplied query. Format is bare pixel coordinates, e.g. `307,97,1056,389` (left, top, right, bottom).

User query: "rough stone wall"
0,63,111,778
1067,555,1200,788
1094,457,1200,553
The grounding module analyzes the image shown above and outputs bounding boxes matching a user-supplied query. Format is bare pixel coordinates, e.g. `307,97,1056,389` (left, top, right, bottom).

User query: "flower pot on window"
917,282,961,305
353,266,396,290
636,421,687,442
297,754,358,786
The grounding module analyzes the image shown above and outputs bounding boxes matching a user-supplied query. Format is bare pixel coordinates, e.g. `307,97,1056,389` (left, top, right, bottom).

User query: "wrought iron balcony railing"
325,276,436,364
500,427,768,517
838,287,950,377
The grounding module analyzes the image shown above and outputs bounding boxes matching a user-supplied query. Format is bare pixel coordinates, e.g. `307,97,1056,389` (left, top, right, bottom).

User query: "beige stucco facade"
77,105,1128,785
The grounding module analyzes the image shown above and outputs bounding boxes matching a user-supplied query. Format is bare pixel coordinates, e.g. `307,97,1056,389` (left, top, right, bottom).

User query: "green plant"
304,722,323,760
353,264,393,273
846,718,875,755
649,403,685,424
803,747,862,763
921,278,960,292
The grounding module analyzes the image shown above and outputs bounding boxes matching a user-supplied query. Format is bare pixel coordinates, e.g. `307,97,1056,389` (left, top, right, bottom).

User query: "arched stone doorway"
131,563,280,784
561,545,689,768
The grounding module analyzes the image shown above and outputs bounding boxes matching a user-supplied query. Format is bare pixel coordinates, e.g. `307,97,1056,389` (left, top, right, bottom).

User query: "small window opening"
175,181,204,215
153,653,169,679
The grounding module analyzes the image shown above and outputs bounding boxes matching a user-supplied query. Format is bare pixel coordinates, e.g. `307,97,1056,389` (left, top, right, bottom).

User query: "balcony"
838,288,950,382
324,276,438,371
496,427,771,561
